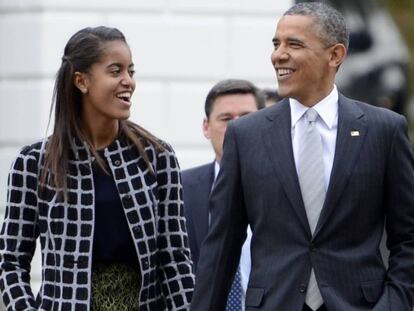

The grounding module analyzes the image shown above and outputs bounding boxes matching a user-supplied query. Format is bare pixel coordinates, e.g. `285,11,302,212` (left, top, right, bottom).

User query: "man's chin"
276,89,289,99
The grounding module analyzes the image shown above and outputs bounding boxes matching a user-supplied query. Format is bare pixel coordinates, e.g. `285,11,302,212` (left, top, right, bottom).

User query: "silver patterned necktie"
297,108,325,310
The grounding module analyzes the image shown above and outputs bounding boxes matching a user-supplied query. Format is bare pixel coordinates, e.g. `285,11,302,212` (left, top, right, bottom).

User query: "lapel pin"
350,130,360,137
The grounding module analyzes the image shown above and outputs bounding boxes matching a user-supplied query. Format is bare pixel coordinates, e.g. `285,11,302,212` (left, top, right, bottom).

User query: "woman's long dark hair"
41,26,164,192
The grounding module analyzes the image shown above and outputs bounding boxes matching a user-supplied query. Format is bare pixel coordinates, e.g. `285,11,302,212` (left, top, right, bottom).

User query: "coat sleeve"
190,123,248,311
155,144,194,310
377,114,414,310
0,146,39,310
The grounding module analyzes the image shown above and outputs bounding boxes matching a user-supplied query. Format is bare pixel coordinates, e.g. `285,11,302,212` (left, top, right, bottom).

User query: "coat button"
142,258,149,269
113,159,121,166
310,243,317,252
299,284,307,293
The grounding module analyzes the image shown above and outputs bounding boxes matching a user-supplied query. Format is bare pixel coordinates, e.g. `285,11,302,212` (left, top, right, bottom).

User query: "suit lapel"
262,100,311,235
314,94,367,237
191,163,215,247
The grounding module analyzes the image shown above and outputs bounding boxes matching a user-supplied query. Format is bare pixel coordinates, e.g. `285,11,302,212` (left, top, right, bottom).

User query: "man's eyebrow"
287,37,304,44
217,112,233,118
272,37,305,44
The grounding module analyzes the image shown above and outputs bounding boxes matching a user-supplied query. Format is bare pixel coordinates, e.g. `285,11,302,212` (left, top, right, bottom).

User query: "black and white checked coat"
0,135,194,311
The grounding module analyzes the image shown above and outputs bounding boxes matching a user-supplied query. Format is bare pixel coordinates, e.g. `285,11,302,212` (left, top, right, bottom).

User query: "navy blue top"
92,151,138,266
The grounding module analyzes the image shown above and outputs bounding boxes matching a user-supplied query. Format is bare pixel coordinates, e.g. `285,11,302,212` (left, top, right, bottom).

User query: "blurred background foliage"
385,0,414,111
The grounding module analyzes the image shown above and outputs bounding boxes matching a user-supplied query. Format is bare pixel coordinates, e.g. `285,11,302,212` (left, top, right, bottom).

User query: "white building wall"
0,0,290,307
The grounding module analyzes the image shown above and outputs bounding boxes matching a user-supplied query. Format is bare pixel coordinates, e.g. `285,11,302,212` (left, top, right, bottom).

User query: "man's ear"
329,43,347,69
202,118,210,139
73,72,89,94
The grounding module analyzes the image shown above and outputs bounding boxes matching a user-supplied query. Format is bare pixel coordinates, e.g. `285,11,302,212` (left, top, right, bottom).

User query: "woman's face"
79,40,136,126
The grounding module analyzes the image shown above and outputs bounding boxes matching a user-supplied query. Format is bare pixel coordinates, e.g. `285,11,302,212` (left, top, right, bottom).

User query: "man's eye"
112,69,121,74
290,42,303,48
129,70,135,77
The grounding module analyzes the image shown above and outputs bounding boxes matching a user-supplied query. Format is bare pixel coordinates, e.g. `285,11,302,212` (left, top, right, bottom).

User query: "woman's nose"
121,72,135,87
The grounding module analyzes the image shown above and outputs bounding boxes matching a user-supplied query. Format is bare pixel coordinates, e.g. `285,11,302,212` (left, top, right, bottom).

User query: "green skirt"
91,263,141,311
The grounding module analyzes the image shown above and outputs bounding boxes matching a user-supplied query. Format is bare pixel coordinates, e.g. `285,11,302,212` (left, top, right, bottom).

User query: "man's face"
203,93,258,163
270,15,336,107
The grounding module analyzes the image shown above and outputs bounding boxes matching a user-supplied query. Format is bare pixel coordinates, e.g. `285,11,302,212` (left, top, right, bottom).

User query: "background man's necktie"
297,108,325,310
226,267,243,311
212,174,243,311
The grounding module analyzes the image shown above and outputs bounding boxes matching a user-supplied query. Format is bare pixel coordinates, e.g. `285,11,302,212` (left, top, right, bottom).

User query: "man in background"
263,88,281,107
182,79,265,310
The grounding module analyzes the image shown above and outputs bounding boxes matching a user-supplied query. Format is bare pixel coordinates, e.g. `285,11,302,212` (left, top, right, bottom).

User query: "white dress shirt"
290,86,339,188
214,162,251,310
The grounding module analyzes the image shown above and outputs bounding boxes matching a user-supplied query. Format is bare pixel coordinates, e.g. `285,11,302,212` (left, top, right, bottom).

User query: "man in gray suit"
182,79,265,310
190,2,414,311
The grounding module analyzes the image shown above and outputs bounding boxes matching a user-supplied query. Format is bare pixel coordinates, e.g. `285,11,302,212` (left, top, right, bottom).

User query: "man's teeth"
278,68,293,76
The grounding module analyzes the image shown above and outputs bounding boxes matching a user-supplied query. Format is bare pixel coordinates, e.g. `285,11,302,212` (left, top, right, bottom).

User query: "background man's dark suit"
182,162,215,267
190,95,414,310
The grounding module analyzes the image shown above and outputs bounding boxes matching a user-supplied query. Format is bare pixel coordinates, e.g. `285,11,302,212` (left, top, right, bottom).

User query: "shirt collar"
290,85,338,129
214,161,220,180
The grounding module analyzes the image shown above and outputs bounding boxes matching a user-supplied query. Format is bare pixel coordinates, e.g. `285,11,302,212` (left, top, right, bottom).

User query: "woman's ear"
73,72,89,94
329,43,347,69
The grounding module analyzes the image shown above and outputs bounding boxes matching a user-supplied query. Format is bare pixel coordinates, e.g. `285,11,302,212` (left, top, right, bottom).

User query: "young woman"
0,26,194,311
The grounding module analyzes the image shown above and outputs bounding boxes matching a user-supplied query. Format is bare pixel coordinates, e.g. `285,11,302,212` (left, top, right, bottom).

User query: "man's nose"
271,46,289,63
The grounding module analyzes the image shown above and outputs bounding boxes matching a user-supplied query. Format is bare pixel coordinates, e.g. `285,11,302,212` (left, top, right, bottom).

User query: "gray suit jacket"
190,95,414,311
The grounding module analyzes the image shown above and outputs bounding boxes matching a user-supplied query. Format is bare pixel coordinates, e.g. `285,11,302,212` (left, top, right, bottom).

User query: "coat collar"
314,94,366,236
262,99,311,234
71,133,129,161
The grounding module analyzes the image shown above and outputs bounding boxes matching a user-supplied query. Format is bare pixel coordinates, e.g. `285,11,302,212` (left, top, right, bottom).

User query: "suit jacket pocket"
245,287,265,307
361,279,384,303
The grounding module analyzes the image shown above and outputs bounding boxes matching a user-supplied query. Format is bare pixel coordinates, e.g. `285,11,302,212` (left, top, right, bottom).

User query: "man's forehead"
274,15,317,37
211,94,258,113
276,14,315,29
